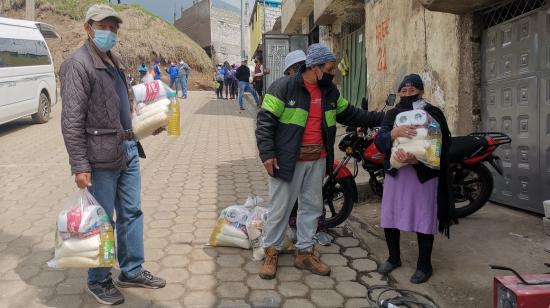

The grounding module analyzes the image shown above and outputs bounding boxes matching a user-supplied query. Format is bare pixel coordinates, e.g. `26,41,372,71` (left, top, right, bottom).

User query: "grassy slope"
5,0,214,88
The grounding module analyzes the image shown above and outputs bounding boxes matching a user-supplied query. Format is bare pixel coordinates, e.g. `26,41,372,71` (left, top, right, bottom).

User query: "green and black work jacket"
255,74,384,182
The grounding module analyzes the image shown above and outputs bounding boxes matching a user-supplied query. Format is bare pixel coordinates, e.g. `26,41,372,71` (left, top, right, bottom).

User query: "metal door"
341,26,367,107
481,2,548,213
540,7,550,206
262,34,309,91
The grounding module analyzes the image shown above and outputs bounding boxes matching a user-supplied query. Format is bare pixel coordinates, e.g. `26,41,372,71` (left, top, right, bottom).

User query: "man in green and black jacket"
256,44,384,280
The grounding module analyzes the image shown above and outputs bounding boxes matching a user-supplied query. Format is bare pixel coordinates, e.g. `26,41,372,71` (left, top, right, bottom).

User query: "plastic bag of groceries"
246,205,269,260
390,105,442,170
244,197,294,260
48,189,116,268
131,80,176,140
209,205,252,249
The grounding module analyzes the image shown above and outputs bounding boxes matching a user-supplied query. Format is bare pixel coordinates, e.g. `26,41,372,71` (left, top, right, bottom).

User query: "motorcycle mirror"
386,94,396,106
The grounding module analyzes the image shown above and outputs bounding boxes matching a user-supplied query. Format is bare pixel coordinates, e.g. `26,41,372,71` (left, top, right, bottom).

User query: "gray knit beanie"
305,43,336,68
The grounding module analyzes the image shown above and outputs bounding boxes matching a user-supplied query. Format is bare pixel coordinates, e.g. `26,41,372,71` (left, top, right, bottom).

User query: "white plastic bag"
56,189,108,238
132,80,167,103
390,107,442,170
48,189,115,269
246,206,269,260
209,205,252,249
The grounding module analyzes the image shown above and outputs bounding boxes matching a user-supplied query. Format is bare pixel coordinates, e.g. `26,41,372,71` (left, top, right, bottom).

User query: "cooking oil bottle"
167,92,180,137
99,224,115,267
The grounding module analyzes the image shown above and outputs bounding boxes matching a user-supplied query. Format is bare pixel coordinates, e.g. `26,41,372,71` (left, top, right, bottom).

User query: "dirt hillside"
3,0,214,90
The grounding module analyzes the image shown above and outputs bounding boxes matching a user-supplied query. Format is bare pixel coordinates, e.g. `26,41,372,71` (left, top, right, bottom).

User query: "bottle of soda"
99,224,115,267
167,92,180,137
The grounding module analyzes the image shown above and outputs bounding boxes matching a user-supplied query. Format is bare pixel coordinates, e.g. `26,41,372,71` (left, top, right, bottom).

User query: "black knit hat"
398,74,424,92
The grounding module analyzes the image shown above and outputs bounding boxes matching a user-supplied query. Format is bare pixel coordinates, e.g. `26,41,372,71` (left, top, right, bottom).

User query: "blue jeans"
169,78,178,94
87,140,144,285
238,81,260,108
179,75,188,97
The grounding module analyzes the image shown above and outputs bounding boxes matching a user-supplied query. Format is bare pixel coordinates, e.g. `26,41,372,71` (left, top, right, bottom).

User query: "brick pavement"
0,91,387,308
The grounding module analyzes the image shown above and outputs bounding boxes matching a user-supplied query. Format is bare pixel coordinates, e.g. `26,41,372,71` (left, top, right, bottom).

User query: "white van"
0,17,58,125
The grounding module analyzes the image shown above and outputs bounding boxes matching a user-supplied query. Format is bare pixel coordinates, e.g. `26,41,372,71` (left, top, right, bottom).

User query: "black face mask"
317,72,334,88
399,94,420,106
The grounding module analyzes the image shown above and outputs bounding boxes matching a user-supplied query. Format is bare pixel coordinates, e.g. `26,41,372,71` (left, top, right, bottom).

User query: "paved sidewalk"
0,91,386,308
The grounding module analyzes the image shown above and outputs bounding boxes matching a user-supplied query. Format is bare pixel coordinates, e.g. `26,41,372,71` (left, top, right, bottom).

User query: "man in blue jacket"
152,60,161,80
255,44,384,279
166,61,179,92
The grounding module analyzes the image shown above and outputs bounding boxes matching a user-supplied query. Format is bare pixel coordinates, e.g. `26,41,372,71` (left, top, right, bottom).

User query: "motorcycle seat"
449,136,489,162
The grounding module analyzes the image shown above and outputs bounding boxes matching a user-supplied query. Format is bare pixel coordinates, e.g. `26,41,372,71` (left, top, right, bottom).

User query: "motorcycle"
322,96,512,228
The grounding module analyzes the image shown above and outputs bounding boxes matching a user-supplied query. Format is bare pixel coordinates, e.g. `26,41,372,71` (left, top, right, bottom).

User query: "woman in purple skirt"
374,74,453,284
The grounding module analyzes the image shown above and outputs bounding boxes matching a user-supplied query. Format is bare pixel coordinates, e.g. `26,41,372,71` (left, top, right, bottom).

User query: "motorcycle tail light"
493,275,550,308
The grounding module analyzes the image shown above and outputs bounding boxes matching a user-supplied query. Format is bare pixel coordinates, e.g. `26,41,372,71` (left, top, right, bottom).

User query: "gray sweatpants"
263,158,326,250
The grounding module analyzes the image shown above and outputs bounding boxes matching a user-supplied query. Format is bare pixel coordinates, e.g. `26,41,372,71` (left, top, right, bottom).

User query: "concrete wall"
365,0,475,134
175,0,211,49
417,0,506,14
211,7,242,65
249,3,282,57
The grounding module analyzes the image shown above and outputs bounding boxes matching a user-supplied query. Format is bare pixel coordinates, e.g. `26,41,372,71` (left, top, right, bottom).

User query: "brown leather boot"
258,247,278,280
295,247,331,276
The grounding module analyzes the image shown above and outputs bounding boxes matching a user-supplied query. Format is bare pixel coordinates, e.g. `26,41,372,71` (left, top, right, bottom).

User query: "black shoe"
240,107,245,110
87,278,124,305
377,261,402,275
115,270,166,289
410,269,432,284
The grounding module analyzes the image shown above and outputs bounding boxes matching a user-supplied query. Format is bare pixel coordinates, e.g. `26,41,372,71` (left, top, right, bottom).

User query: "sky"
121,0,241,23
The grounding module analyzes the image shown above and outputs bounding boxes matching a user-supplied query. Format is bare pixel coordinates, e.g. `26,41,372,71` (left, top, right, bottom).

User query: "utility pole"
241,0,246,60
173,2,176,24
26,0,36,21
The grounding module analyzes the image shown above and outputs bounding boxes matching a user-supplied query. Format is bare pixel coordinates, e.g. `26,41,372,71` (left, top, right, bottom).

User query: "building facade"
281,0,550,213
175,0,243,65
248,0,282,58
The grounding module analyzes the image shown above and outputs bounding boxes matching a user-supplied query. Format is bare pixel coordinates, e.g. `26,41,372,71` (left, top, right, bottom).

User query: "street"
0,91,384,308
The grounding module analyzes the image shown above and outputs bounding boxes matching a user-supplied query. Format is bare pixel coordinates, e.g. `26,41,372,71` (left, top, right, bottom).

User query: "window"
0,38,51,68
482,0,545,29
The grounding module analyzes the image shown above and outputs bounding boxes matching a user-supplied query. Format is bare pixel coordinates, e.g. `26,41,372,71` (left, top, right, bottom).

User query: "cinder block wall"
364,0,476,134
211,7,242,65
175,0,212,49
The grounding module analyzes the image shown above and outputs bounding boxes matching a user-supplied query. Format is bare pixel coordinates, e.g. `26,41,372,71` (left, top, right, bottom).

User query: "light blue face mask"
91,28,117,53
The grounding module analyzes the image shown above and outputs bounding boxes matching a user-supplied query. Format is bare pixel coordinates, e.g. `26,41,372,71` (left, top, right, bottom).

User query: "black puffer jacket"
256,74,384,182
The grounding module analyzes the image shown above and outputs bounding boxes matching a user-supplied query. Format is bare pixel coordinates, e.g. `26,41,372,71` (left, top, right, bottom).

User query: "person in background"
60,4,165,305
137,63,147,82
222,61,233,100
253,55,264,106
255,44,384,280
236,58,260,110
283,50,306,76
166,61,179,92
177,59,191,99
214,64,224,99
374,74,453,284
230,64,238,99
152,60,161,80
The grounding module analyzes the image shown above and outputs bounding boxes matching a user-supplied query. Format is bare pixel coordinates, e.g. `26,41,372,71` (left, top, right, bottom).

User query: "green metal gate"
341,26,367,107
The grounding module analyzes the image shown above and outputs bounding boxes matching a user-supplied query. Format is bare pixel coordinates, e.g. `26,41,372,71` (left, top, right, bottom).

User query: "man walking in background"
137,63,147,82
230,64,238,99
166,61,179,92
152,60,161,80
60,4,165,305
236,58,260,110
178,59,191,99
